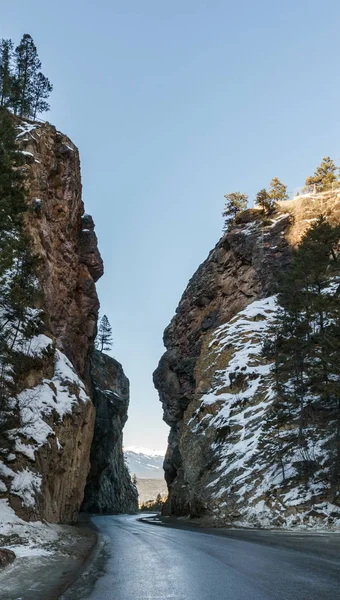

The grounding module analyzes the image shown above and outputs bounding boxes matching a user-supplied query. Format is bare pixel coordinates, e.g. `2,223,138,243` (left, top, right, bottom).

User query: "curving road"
63,514,340,600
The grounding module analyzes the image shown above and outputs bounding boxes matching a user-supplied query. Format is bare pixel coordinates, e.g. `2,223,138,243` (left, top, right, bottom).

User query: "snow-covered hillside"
154,194,340,528
124,447,164,479
173,294,340,529
0,328,95,521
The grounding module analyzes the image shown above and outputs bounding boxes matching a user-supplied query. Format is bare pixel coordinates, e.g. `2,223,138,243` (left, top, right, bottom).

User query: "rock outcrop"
82,350,138,514
19,120,103,377
0,118,130,524
154,193,340,527
0,548,16,567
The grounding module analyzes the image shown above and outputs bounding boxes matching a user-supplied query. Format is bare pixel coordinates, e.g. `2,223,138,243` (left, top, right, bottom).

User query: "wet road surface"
63,514,340,600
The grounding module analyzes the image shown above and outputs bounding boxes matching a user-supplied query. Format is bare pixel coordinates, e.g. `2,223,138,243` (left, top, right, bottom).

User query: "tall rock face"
19,120,103,376
154,194,340,528
82,350,138,514
0,119,103,523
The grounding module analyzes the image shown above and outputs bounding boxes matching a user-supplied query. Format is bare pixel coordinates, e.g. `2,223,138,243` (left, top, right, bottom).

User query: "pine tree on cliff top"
268,177,288,203
0,34,52,118
96,315,113,352
255,178,288,215
222,192,248,230
31,71,52,119
255,188,272,214
0,39,14,108
13,34,42,117
305,157,338,192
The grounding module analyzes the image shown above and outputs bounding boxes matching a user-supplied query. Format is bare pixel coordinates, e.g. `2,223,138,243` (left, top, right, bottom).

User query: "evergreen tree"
96,315,113,352
12,34,52,119
222,192,248,230
0,34,52,118
255,188,273,214
32,72,52,119
268,177,288,203
0,108,26,271
305,157,338,192
13,34,41,117
0,108,40,429
0,39,14,108
0,108,39,333
262,216,340,497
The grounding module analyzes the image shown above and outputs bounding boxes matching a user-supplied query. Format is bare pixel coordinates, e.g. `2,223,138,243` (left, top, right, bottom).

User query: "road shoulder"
0,519,97,600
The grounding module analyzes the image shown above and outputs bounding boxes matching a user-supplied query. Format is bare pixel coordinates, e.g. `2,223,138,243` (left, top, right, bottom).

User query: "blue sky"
3,0,340,450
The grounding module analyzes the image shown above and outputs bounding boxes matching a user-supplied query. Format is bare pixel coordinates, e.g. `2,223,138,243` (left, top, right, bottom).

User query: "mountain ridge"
124,447,164,479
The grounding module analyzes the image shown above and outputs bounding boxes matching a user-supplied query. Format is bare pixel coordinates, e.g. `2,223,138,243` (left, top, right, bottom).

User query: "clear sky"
2,0,340,451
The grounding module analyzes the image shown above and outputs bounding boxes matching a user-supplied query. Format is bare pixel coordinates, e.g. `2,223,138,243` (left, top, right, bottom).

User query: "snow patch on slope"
124,447,165,479
0,499,85,558
11,469,42,508
11,347,89,456
16,122,40,139
0,499,52,556
189,295,340,529
0,346,91,509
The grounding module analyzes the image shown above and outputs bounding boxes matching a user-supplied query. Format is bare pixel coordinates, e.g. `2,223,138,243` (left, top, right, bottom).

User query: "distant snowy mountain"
124,446,165,479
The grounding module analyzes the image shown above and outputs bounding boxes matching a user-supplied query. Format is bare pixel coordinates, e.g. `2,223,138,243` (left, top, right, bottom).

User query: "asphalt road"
63,514,340,600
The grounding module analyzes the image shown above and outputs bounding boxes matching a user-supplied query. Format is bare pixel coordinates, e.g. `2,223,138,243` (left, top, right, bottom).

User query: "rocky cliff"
0,118,132,523
19,120,103,377
154,193,340,528
82,350,138,514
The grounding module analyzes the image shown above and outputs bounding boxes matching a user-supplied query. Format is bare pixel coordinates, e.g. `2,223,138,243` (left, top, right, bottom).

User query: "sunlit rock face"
0,121,101,523
154,194,340,528
18,121,103,377
82,350,138,514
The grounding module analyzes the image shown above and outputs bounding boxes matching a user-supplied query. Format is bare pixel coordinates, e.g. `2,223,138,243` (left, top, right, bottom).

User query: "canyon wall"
154,194,340,528
82,350,138,514
0,119,134,523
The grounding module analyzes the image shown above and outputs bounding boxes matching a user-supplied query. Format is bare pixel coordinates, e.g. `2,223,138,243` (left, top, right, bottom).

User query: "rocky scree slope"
154,194,340,528
0,119,136,525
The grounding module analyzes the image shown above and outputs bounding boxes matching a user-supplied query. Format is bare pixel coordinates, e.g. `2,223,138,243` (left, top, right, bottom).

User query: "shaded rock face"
154,194,340,525
0,548,16,568
82,350,138,514
183,295,340,529
154,211,292,514
0,120,102,523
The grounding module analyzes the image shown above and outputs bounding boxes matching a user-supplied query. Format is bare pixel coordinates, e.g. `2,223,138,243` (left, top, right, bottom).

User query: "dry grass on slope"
277,191,340,245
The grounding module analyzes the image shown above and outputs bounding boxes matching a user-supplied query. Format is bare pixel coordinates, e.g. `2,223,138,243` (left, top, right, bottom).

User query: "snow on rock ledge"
1,344,94,522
